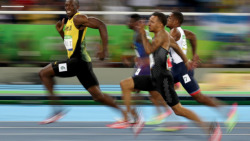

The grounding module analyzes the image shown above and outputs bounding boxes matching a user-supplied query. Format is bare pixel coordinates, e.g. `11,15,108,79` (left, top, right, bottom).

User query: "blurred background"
0,0,249,92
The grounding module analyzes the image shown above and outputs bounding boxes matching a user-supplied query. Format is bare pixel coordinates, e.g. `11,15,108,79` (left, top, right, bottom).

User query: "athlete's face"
65,0,79,18
166,13,177,28
127,18,137,30
148,16,161,32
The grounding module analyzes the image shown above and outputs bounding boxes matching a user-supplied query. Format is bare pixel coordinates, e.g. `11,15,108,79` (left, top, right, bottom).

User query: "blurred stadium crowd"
0,0,249,68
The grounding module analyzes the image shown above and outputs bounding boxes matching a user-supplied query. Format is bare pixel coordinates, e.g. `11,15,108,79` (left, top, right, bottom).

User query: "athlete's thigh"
132,75,155,91
76,61,99,90
177,70,200,95
156,71,180,107
52,58,80,77
133,65,151,76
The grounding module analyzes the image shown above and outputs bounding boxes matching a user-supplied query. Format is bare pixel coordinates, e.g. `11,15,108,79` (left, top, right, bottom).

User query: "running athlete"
128,14,172,125
112,12,222,140
39,0,126,124
166,11,237,132
107,14,171,129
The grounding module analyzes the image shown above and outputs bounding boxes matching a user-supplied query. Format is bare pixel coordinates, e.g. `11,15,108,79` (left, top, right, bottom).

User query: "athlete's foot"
39,110,66,124
154,122,187,132
208,122,222,141
225,103,238,133
132,111,145,138
146,109,172,125
106,120,133,129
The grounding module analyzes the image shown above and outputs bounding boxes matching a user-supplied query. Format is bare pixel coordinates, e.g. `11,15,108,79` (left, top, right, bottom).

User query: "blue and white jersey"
133,30,152,58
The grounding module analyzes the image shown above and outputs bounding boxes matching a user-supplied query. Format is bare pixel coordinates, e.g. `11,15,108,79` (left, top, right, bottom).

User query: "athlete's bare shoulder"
157,30,170,50
73,14,87,24
170,27,181,41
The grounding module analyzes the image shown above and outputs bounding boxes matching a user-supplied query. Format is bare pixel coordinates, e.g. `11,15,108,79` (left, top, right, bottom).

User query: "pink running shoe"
146,109,172,125
209,123,222,141
39,112,65,124
106,120,132,129
132,111,145,137
225,103,238,133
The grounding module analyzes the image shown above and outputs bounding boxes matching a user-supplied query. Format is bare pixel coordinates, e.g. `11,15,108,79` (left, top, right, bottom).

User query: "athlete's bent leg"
39,64,64,124
149,91,170,113
120,77,135,120
87,85,127,119
192,92,224,107
171,103,209,134
39,64,59,102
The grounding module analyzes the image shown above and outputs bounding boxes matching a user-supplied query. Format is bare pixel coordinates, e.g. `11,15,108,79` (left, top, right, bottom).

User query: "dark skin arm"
73,14,108,60
183,29,197,56
56,18,65,40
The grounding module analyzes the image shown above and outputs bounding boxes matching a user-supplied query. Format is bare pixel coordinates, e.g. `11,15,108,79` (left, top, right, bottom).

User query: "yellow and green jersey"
64,13,91,62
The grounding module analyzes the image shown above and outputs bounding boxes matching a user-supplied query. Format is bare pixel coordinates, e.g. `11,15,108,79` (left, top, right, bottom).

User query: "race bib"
64,35,73,51
59,63,67,72
183,74,191,84
135,68,141,76
149,54,154,68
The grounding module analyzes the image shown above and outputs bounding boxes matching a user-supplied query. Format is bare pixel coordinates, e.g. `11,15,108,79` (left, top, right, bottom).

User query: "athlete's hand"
56,18,65,32
192,54,201,65
185,60,198,71
97,51,106,61
137,20,147,35
185,54,200,70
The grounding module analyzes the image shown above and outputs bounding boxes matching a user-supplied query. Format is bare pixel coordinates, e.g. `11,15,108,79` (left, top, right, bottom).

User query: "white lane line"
0,133,249,136
0,127,250,129
1,121,250,123
1,5,24,8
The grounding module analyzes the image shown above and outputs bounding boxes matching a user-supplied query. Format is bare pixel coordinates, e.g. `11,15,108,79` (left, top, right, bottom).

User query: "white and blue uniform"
170,27,200,96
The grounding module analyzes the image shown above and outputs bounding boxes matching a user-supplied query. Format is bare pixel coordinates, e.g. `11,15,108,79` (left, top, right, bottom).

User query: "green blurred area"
0,24,246,65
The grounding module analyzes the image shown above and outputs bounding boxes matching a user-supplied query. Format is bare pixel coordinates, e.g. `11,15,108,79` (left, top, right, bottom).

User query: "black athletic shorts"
52,58,99,89
132,70,179,107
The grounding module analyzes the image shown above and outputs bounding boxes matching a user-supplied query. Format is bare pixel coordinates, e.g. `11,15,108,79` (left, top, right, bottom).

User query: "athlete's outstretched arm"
56,18,65,40
73,15,108,60
184,29,197,56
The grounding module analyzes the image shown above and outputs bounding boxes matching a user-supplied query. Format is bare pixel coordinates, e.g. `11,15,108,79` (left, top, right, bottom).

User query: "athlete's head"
128,14,141,30
148,12,167,32
65,0,79,18
166,11,184,28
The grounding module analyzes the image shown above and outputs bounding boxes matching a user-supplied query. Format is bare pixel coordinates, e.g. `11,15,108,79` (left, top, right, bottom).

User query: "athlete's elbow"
98,23,107,31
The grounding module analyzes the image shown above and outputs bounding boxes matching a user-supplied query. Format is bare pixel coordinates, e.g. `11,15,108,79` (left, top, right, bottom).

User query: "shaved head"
66,0,79,6
74,0,79,6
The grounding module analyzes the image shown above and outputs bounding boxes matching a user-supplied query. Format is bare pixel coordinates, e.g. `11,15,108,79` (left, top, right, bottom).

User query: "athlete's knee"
39,68,47,79
92,94,104,102
39,64,55,79
192,93,206,103
120,78,133,90
172,108,183,116
171,104,185,116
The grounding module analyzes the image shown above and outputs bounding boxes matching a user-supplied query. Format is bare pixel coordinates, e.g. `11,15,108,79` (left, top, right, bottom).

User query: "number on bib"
149,54,155,68
64,35,73,51
183,74,191,84
59,63,67,72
